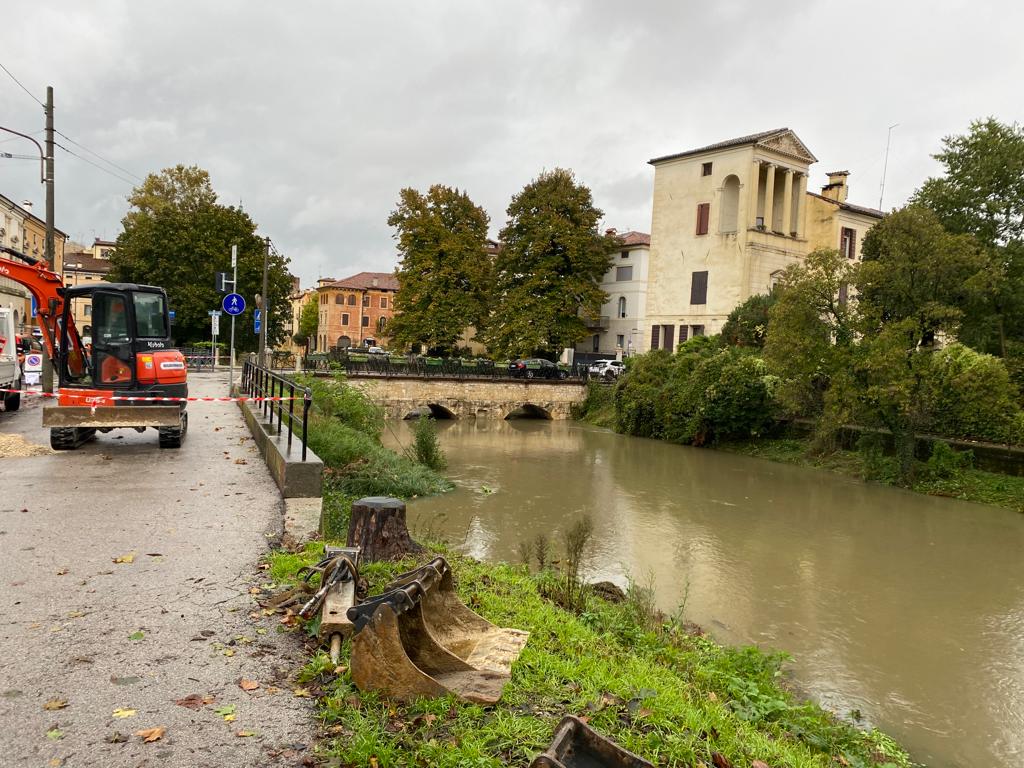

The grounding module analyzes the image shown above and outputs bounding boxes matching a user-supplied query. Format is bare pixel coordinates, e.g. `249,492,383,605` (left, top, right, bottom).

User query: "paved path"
0,373,314,767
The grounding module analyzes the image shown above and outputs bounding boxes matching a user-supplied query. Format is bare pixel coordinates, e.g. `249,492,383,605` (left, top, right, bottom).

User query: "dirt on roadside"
0,431,52,458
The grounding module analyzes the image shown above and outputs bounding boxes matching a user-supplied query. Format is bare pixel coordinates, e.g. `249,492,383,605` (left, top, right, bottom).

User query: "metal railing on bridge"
240,357,313,461
302,353,593,382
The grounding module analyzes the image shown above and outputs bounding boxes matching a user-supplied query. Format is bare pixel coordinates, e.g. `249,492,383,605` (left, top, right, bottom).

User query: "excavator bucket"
530,716,654,768
346,557,528,704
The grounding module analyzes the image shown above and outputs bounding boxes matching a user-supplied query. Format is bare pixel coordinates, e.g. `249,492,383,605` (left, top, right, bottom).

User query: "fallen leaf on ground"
333,665,347,675
236,730,255,737
239,679,259,691
67,611,85,618
751,762,771,768
234,458,247,464
46,728,63,740
145,553,162,557
56,568,69,576
223,713,236,722
222,648,235,657
174,693,214,709
113,708,136,718
106,732,126,743
711,754,734,768
292,687,312,698
112,554,135,564
135,726,165,743
214,704,236,720
128,631,145,641
43,699,68,710
49,758,62,767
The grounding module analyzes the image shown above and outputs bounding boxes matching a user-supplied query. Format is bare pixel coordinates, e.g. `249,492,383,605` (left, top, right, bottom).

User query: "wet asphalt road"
0,372,314,767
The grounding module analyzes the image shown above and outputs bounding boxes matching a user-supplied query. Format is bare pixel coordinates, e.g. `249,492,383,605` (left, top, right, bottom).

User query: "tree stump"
347,497,424,562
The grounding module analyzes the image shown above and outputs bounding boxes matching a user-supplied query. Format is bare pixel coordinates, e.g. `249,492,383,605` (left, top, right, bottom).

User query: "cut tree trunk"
347,496,424,562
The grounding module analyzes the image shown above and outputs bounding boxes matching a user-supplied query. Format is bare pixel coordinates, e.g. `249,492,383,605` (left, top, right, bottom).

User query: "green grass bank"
268,374,912,767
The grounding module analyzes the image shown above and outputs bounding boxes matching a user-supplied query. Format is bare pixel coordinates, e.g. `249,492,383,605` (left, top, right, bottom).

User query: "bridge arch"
504,403,553,420
402,403,458,420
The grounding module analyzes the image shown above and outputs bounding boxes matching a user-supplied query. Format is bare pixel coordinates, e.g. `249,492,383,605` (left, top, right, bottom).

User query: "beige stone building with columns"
643,128,881,351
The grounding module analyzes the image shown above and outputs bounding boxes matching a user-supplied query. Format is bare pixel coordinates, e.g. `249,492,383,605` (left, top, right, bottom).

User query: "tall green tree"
912,118,1024,354
386,185,490,353
763,248,855,417
481,169,618,358
293,296,319,352
844,207,992,482
109,165,292,350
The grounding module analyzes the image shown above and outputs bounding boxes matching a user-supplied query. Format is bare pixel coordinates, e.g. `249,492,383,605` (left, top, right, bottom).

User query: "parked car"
367,346,387,356
507,358,567,380
588,359,625,379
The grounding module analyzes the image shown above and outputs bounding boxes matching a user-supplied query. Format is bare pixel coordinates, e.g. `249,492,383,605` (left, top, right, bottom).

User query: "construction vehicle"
0,307,23,412
346,557,529,704
0,245,188,449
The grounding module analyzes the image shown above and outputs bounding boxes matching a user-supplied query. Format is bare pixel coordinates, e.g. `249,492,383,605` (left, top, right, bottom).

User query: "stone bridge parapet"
340,375,587,420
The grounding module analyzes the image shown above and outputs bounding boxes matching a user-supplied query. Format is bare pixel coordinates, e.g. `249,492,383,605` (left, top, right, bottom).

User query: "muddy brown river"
382,418,1024,768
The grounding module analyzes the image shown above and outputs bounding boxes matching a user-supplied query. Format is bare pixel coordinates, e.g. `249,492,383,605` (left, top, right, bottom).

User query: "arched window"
347,294,356,306
377,316,387,332
338,335,351,349
769,269,785,292
720,175,740,233
617,296,627,318
334,294,344,304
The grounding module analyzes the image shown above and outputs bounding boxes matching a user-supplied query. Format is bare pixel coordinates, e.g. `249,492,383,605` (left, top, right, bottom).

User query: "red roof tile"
327,271,399,291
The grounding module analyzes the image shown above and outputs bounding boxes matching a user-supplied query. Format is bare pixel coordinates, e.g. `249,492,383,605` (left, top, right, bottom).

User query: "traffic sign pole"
228,245,238,393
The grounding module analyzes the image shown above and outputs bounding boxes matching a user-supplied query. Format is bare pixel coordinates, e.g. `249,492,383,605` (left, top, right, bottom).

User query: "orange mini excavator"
0,245,188,449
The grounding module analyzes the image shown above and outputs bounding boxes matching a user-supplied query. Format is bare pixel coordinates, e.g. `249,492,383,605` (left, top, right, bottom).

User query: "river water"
382,418,1024,768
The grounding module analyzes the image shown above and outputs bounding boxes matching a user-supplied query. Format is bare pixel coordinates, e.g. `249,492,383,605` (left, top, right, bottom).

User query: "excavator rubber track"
50,427,96,450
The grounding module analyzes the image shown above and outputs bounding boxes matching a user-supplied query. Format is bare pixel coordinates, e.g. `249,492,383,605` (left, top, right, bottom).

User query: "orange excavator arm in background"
0,245,87,376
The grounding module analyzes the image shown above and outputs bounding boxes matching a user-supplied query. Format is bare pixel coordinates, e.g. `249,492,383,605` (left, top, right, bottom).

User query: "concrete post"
748,160,761,227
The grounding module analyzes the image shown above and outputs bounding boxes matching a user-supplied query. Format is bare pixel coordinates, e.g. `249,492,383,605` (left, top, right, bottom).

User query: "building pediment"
756,130,817,164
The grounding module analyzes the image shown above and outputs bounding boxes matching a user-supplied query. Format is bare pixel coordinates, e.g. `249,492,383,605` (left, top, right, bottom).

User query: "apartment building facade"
576,230,651,357
316,271,399,350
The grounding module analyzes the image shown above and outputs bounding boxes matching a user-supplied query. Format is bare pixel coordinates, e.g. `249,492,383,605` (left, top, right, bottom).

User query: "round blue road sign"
223,293,246,315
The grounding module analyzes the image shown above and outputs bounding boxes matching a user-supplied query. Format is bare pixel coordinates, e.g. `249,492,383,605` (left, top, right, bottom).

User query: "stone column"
748,160,761,228
781,168,794,236
795,172,808,238
762,164,776,231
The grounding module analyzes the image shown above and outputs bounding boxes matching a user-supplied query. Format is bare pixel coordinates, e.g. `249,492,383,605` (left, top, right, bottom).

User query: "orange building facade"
316,272,399,351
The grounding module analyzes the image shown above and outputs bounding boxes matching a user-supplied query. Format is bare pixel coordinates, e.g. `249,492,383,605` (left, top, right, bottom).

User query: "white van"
0,307,23,411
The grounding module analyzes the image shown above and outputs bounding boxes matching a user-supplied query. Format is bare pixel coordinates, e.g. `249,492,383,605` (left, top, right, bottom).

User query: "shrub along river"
382,417,1024,768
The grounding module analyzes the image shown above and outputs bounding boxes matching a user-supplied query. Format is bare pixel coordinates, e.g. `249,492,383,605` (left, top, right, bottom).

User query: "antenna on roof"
878,123,899,210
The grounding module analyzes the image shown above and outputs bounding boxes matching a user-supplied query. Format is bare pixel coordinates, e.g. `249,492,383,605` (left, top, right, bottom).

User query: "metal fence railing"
240,357,313,461
180,346,217,372
301,353,593,382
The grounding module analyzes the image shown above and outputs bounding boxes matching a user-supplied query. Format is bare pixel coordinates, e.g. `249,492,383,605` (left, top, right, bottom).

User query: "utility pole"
259,236,269,367
42,86,56,393
228,245,238,391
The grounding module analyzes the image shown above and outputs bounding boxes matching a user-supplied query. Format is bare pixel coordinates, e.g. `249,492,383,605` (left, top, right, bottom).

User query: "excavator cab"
44,283,189,449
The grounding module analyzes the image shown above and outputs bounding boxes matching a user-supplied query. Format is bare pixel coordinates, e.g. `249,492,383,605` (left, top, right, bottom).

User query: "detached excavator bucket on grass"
346,557,528,704
530,716,654,768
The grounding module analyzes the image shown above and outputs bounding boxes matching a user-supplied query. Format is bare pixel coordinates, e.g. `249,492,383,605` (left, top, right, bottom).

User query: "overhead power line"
0,60,44,107
55,129,143,182
54,141,136,186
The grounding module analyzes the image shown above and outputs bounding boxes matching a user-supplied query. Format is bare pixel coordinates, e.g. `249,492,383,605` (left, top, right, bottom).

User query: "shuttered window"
838,282,849,306
692,324,705,337
696,203,711,235
840,227,857,259
690,271,708,305
663,324,675,351
679,325,689,343
651,325,660,350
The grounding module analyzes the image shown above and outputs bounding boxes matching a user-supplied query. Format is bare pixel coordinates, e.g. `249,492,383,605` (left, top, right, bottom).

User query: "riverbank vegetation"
269,540,911,768
299,374,452,537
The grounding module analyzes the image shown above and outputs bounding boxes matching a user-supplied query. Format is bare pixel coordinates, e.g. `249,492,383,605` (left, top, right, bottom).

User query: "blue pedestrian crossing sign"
223,293,246,315
254,309,262,334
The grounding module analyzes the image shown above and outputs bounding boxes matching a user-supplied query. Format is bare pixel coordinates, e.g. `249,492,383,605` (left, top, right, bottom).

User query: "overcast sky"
1,1,1021,287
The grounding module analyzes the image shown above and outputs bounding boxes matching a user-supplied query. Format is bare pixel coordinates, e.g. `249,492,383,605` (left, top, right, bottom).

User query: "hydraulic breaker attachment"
347,557,528,704
530,716,654,768
297,546,363,663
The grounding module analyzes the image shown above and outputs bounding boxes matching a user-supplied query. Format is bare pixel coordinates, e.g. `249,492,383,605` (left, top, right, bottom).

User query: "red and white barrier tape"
0,388,304,403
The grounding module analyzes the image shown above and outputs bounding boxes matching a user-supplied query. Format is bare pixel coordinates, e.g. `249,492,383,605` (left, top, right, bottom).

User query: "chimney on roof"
20,200,32,212
821,171,850,203
605,228,617,236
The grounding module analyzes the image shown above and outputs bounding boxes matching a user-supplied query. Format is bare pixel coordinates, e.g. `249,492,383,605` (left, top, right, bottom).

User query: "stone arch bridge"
343,375,587,420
